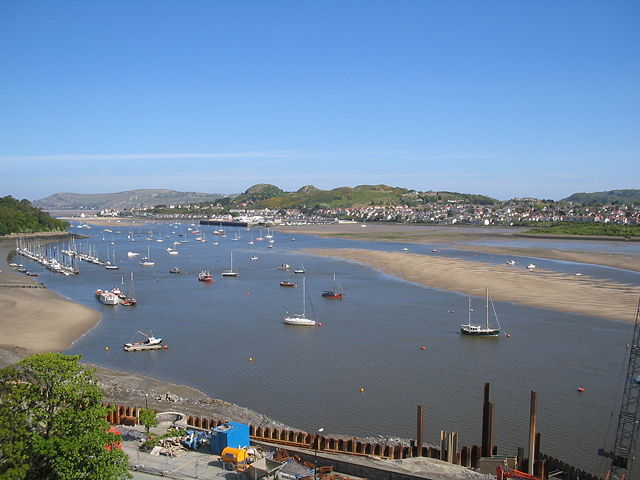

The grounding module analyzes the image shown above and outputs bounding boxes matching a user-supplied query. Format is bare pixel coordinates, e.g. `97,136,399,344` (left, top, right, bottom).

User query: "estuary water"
22,223,640,475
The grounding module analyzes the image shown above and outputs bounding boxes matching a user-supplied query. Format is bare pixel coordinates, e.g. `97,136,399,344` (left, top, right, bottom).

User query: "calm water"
21,224,640,476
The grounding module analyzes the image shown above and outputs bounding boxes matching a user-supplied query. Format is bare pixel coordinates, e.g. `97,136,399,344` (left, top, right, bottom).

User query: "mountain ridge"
33,189,230,210
561,189,640,204
32,186,640,210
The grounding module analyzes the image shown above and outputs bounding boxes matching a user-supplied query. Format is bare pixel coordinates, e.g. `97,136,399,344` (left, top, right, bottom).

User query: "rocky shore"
91,364,292,429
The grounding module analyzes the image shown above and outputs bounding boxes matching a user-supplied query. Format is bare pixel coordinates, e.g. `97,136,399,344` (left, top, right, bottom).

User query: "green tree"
0,353,130,479
0,196,69,235
138,408,157,435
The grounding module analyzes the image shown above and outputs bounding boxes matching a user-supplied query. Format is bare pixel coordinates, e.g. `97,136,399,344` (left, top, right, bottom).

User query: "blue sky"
2,0,638,201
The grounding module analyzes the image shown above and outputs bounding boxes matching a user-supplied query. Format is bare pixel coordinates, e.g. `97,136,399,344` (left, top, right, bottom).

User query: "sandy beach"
305,248,639,322
0,238,100,361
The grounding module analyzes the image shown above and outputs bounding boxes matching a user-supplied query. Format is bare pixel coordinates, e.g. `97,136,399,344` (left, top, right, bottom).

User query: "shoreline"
304,247,639,322
279,224,640,272
2,225,639,460
0,235,292,431
0,237,101,358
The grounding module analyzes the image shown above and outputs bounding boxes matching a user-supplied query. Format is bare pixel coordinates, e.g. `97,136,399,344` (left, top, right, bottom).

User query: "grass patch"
525,223,640,238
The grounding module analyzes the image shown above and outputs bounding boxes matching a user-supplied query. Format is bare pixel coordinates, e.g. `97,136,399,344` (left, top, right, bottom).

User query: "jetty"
0,283,46,288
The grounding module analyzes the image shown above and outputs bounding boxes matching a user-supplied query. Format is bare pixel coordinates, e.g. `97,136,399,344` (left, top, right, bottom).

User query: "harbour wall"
105,403,603,480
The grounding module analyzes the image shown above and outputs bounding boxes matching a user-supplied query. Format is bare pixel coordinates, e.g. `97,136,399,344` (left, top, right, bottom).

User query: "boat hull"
284,316,316,326
460,326,500,336
98,292,119,305
322,291,344,299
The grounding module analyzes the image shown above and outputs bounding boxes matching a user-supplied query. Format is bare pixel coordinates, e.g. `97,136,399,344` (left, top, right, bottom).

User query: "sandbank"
305,248,640,322
0,239,100,358
460,245,640,272
57,216,154,227
280,224,640,272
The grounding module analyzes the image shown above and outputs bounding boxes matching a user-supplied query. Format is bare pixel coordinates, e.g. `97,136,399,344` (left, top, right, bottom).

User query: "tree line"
0,196,69,235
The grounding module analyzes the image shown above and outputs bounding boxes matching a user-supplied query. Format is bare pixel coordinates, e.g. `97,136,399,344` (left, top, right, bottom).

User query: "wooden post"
471,445,481,469
451,433,458,464
482,382,494,458
528,391,537,474
417,405,424,454
517,446,525,470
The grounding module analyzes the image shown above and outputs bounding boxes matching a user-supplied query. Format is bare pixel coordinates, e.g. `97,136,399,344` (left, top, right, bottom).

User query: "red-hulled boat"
198,270,213,282
322,273,345,299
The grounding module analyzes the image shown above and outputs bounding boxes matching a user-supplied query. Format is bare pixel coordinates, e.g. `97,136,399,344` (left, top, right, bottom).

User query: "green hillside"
562,189,640,205
234,184,287,204
236,184,498,210
0,196,69,235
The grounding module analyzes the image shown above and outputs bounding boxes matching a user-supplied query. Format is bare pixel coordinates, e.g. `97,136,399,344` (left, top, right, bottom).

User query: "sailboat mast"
302,277,306,316
486,287,490,329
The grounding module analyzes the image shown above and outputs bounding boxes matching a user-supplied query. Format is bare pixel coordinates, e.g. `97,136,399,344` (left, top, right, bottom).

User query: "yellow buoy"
359,387,365,393
248,357,254,362
104,347,110,351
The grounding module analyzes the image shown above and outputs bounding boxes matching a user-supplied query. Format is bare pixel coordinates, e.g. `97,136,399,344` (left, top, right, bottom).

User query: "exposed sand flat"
280,223,516,244
305,248,640,322
0,239,100,357
57,217,153,227
460,245,640,273
280,224,640,272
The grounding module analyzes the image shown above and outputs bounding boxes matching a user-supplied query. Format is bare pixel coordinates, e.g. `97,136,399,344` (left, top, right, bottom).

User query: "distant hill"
562,189,640,204
235,184,498,209
33,189,230,210
233,184,287,204
34,185,500,211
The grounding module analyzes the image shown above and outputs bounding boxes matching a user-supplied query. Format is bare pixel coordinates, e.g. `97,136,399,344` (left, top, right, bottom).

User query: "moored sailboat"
139,246,155,266
284,277,317,326
322,273,345,299
460,287,502,336
121,272,137,306
221,251,238,277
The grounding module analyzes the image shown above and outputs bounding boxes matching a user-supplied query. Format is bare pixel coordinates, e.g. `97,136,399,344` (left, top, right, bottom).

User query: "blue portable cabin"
210,421,250,455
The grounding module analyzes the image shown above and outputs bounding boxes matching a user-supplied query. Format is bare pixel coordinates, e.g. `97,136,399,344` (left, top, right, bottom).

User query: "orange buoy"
163,345,169,349
317,322,323,327
420,346,427,350
577,387,585,392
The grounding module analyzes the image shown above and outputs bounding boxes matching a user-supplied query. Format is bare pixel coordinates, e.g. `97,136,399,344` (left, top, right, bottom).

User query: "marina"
12,222,640,475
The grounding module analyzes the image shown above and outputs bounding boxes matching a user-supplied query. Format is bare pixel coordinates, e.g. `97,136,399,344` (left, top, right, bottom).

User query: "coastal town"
95,198,640,227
